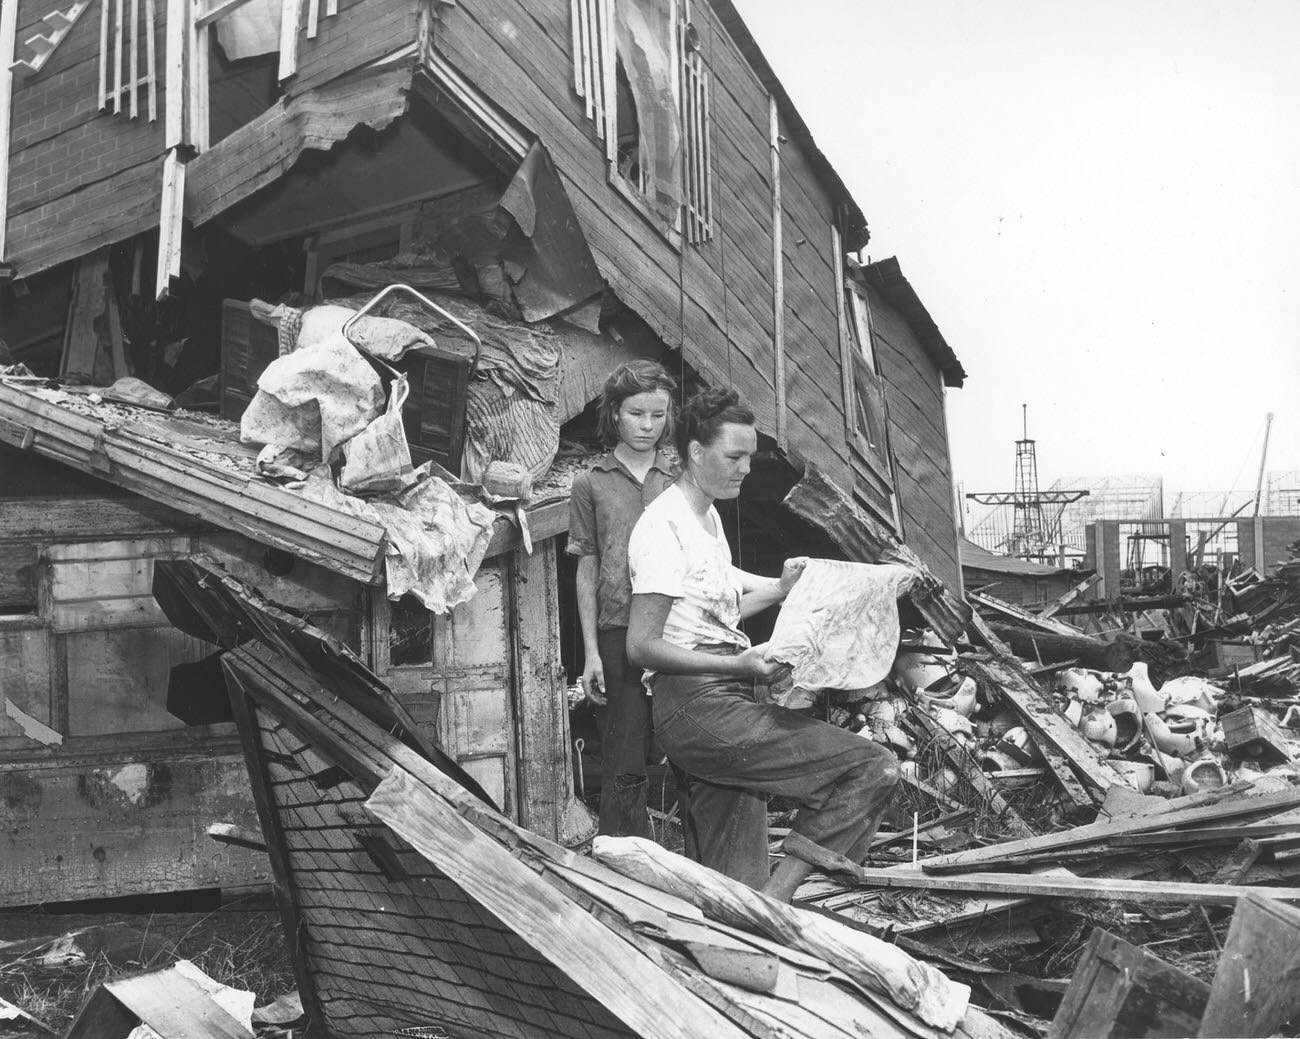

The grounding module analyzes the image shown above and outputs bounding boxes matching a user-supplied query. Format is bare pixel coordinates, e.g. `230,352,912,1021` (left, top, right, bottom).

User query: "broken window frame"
572,0,705,244
173,0,337,152
836,261,902,534
679,7,713,244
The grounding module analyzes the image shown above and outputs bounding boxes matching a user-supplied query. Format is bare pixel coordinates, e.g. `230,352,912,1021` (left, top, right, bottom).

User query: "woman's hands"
736,643,791,682
778,556,809,596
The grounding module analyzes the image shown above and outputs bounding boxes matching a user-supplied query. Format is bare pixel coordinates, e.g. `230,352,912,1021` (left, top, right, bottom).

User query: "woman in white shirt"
627,388,900,902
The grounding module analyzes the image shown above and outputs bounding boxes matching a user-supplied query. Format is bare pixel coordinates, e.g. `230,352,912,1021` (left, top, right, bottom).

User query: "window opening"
680,17,712,242
573,0,707,238
389,593,433,666
846,284,892,479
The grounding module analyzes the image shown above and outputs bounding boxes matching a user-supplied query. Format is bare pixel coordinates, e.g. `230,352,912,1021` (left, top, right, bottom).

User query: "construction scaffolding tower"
966,406,1088,563
968,473,1163,563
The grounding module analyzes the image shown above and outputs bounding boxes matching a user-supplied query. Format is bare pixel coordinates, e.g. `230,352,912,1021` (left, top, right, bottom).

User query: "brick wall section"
4,0,421,276
8,0,166,216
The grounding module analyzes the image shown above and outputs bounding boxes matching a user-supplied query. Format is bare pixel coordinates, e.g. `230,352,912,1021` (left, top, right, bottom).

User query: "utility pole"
966,405,1088,563
1252,412,1274,518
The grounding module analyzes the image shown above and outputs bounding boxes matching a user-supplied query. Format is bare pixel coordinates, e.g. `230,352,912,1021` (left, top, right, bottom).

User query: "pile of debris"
785,546,1300,1035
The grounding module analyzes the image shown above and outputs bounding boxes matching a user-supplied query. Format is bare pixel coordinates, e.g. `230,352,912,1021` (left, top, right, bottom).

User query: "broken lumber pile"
161,555,1014,1039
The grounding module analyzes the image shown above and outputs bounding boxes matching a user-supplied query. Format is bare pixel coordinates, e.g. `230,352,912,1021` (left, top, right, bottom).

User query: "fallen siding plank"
370,768,750,1039
856,867,1300,907
924,785,1300,873
185,66,413,227
781,462,972,643
967,649,1125,801
0,384,386,583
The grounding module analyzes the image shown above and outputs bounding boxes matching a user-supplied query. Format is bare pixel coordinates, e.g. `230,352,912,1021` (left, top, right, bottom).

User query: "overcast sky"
731,0,1300,521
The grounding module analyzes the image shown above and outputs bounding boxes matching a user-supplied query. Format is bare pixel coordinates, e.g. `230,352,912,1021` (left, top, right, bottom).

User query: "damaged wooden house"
0,0,969,910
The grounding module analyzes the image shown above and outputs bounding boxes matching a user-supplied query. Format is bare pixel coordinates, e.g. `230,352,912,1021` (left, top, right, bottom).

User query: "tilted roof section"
960,536,1067,577
862,257,968,388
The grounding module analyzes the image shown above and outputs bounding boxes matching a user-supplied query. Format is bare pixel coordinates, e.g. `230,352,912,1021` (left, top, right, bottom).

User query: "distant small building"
960,536,1087,607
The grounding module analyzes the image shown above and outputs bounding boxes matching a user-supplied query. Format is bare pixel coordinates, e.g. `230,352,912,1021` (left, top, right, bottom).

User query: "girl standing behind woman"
567,361,678,838
626,388,900,902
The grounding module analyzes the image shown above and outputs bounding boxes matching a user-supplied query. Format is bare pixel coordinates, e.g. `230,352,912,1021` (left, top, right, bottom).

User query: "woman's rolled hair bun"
677,387,755,457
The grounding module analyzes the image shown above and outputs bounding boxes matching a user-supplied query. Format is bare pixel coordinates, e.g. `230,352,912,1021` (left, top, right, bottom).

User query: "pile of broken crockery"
790,554,1300,1035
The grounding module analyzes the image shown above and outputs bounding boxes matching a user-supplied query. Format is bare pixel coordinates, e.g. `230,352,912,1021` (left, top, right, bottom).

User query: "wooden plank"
1038,574,1101,619
223,671,328,1033
967,652,1124,801
98,0,110,108
367,768,749,1039
0,496,215,540
857,867,1300,907
969,590,1088,637
512,541,583,843
100,964,252,1038
781,462,971,643
164,0,184,146
768,94,785,448
594,835,970,1032
277,0,303,81
925,785,1300,873
155,149,184,300
1199,892,1300,1037
129,0,139,118
1048,928,1208,1039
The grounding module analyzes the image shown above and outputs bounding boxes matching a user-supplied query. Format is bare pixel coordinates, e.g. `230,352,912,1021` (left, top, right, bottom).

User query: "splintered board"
227,660,639,1039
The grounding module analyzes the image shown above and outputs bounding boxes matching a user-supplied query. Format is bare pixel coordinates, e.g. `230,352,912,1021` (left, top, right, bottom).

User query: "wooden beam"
968,654,1125,803
969,590,1085,637
985,620,1141,674
145,0,157,121
1037,573,1100,619
781,461,972,643
769,96,786,449
367,768,752,1039
193,0,260,29
129,0,139,118
0,0,17,261
856,867,1300,907
276,0,303,81
155,149,184,299
164,0,185,146
924,784,1300,873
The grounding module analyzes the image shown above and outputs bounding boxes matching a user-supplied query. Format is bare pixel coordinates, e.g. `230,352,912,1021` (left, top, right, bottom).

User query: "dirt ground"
0,887,294,1038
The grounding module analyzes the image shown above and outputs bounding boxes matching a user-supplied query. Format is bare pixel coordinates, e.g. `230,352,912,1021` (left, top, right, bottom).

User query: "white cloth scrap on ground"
765,560,918,708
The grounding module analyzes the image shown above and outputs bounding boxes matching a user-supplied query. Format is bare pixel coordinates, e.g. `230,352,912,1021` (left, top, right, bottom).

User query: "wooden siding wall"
0,491,371,905
6,0,165,272
865,283,962,589
775,109,851,484
3,0,420,276
433,0,853,491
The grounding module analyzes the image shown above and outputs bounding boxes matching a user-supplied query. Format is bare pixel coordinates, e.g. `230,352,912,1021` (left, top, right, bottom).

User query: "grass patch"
0,890,294,1037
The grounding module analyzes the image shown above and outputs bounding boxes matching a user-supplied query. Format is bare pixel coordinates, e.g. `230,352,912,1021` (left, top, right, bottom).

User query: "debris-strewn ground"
0,890,293,1037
